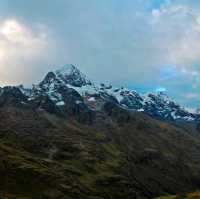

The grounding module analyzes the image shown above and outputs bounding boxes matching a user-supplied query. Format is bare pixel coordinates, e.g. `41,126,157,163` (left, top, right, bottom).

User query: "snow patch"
88,97,96,102
56,101,65,106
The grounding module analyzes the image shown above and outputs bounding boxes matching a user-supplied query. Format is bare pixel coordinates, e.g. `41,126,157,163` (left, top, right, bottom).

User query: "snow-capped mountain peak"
9,64,200,122
54,64,92,87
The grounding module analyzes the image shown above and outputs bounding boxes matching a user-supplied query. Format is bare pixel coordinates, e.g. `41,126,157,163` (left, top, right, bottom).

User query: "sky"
0,0,200,107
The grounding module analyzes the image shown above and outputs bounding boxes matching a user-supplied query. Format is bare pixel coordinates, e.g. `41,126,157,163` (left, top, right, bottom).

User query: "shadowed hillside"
0,105,200,198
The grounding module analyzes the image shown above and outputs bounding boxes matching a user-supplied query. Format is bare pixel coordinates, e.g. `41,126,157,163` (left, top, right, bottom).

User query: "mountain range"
1,64,200,198
2,64,199,123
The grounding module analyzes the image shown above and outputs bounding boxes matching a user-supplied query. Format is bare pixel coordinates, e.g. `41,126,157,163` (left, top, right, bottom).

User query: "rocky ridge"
0,64,198,123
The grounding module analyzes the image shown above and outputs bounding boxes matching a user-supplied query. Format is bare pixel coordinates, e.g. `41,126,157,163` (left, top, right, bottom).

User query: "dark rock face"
120,91,143,110
59,87,94,124
29,94,59,114
0,86,27,107
39,71,59,89
103,101,131,125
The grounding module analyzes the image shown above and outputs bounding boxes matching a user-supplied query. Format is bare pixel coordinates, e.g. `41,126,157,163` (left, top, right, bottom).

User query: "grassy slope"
1,108,200,198
154,191,200,199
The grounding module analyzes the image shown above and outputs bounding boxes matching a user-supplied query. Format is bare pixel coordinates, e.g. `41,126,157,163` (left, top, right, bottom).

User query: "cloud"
151,3,200,68
185,93,200,100
0,19,55,85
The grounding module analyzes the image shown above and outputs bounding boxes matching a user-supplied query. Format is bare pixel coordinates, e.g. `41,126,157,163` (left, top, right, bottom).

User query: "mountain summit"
54,64,92,87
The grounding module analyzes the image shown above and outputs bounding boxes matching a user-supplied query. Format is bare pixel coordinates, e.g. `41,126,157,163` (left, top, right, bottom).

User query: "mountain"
14,64,199,123
1,64,200,198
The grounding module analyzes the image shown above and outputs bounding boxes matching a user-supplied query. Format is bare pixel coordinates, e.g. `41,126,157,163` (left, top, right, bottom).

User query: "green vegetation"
1,108,200,198
155,191,200,199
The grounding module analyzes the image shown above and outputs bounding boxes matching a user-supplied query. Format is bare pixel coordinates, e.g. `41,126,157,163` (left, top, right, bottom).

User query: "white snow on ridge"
21,64,199,122
55,64,79,77
56,101,65,106
88,97,96,102
67,84,98,96
184,107,198,114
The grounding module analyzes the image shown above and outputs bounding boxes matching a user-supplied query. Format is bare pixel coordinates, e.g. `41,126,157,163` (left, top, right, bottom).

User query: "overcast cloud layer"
0,0,200,107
